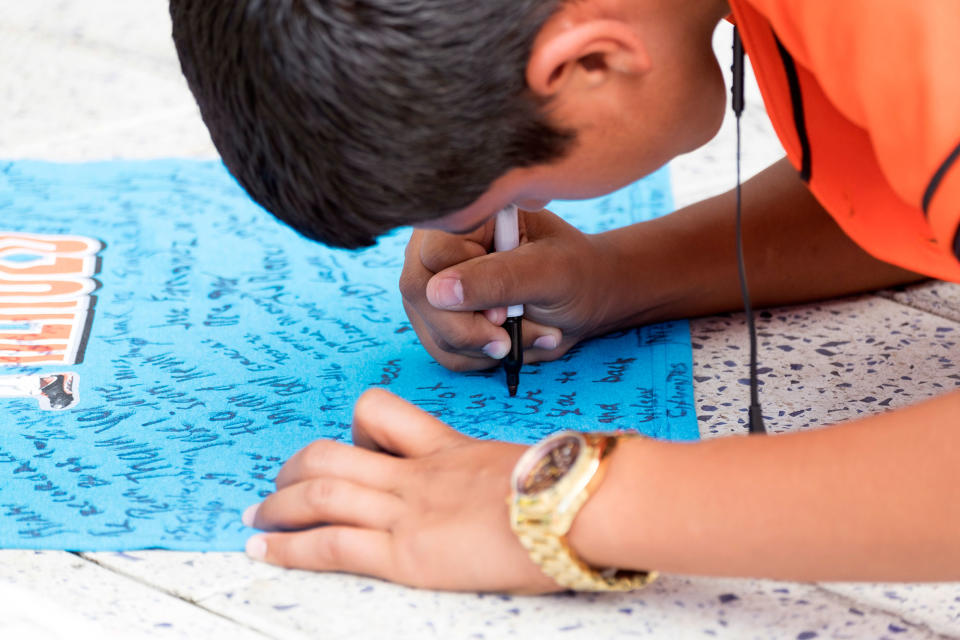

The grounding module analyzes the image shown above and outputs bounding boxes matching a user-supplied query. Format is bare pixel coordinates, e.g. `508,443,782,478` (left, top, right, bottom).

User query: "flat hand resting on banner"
242,388,563,593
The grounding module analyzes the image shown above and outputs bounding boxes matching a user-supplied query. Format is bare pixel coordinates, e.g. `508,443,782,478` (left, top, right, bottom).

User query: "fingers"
247,477,404,532
401,230,513,369
410,296,563,355
519,317,564,356
421,208,580,314
405,298,567,371
352,388,467,457
416,239,572,360
418,225,492,274
275,437,406,490
400,210,589,372
402,297,512,364
247,527,397,581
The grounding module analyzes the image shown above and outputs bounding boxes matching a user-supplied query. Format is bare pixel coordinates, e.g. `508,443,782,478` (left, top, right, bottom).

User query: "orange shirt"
728,0,960,281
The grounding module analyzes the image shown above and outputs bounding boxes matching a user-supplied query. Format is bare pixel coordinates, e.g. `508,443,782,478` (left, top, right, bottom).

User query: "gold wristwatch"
508,430,657,591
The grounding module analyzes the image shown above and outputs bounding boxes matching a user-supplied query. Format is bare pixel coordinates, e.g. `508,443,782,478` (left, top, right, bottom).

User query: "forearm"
590,157,923,333
569,391,960,581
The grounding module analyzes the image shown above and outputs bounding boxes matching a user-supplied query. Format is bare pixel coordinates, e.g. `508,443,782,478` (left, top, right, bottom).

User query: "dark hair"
170,0,574,249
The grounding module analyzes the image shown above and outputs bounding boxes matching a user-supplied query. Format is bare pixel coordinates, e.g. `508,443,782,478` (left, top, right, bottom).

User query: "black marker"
494,205,523,396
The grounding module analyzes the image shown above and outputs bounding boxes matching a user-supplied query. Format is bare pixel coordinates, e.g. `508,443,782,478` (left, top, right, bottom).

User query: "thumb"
425,243,565,312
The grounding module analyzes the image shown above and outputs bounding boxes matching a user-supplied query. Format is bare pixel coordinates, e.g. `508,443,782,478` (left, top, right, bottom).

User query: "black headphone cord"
732,27,767,435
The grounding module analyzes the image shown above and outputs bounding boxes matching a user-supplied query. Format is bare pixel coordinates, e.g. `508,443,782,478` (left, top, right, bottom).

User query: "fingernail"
533,335,558,350
430,277,464,308
246,534,268,561
482,340,509,359
241,503,260,528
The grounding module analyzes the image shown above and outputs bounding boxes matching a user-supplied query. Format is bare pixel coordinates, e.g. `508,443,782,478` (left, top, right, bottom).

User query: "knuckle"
436,322,478,352
304,479,337,512
425,234,490,273
484,268,512,307
318,527,347,568
425,345,479,372
397,268,425,301
431,332,457,354
419,233,458,271
411,322,465,364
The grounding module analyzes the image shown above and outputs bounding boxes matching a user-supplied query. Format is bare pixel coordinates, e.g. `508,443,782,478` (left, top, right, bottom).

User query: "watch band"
509,431,657,592
513,508,657,591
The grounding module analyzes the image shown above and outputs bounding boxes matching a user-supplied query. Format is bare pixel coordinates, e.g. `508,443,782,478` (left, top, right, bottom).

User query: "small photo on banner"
0,232,102,411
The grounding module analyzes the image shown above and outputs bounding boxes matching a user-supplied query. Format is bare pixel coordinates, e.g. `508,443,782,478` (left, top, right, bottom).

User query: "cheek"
561,158,646,199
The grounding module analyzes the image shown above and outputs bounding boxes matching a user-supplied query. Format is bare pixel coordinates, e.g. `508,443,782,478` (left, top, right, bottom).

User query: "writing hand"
242,388,562,593
399,209,616,372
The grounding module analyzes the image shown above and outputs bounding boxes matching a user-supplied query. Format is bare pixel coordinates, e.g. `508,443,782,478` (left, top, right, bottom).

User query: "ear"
527,19,650,98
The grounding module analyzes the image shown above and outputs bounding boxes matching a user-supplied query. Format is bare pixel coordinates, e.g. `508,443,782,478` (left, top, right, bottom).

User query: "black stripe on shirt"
773,33,811,182
923,139,960,215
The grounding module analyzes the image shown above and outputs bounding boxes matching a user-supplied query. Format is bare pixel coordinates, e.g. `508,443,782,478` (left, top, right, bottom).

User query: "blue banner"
0,160,694,550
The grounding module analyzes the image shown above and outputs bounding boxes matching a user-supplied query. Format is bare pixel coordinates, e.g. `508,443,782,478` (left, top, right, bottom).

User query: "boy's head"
171,0,729,248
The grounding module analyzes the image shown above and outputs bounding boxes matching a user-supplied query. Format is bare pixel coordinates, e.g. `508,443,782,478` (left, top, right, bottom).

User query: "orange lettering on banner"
0,233,102,366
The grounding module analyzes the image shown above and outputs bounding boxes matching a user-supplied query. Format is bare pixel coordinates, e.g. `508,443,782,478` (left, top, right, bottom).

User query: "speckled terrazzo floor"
1,2,959,638
692,296,960,436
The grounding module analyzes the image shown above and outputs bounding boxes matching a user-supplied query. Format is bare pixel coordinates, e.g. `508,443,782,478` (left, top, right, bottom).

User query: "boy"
171,0,960,592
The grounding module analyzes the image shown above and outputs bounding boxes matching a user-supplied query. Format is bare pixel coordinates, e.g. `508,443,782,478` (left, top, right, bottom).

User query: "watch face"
516,433,581,495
